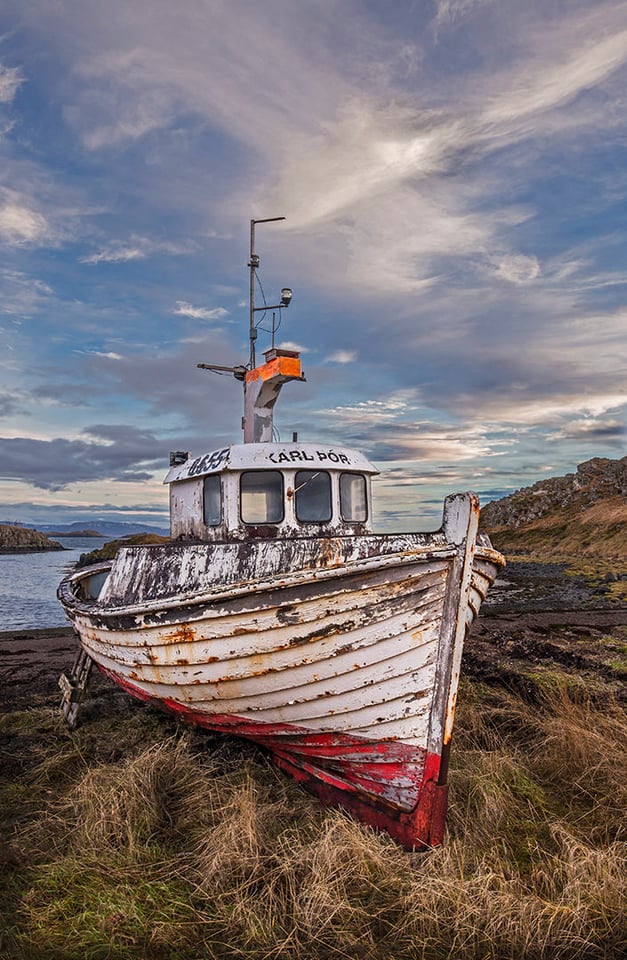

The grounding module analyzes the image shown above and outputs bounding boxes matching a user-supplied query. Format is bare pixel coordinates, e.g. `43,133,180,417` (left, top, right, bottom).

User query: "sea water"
0,537,110,632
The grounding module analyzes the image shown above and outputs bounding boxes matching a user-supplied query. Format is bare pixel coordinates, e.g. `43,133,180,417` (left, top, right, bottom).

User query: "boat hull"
58,496,504,848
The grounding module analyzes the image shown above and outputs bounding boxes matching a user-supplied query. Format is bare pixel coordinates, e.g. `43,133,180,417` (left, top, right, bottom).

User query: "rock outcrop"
481,456,627,529
481,456,627,560
0,524,64,553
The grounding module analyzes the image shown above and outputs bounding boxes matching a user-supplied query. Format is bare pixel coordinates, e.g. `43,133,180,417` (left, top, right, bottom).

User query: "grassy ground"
482,497,627,562
1,673,625,959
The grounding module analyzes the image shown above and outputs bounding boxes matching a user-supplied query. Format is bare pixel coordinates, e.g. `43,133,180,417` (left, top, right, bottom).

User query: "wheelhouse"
164,443,378,540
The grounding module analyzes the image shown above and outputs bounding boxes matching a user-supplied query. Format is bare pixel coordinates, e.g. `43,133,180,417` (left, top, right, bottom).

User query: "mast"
198,217,304,443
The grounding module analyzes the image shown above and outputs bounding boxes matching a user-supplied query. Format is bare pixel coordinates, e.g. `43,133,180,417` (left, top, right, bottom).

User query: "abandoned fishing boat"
58,218,505,850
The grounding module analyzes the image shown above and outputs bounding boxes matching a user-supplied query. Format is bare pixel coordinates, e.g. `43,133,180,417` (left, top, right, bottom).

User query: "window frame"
240,470,285,525
203,474,222,526
294,469,332,524
339,472,368,522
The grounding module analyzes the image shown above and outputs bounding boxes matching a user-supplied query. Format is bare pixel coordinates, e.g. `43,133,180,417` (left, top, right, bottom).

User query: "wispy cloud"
0,270,53,316
174,301,228,321
0,191,49,245
0,63,23,103
80,235,193,264
75,350,124,360
80,244,146,264
432,0,498,30
493,254,541,285
328,350,356,364
478,28,627,131
0,390,30,418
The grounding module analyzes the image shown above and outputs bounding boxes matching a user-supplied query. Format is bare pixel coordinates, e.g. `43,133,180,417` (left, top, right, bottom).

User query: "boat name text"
267,449,352,465
183,447,354,477
187,448,229,476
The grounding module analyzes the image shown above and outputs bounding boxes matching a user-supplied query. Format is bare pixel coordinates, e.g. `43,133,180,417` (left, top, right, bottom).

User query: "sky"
0,0,626,532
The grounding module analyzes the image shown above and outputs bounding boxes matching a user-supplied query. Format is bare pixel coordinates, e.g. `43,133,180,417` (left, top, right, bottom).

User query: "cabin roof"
164,442,379,485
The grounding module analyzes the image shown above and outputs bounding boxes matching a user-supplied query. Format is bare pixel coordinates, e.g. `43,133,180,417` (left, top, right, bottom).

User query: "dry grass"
1,683,626,959
484,496,627,562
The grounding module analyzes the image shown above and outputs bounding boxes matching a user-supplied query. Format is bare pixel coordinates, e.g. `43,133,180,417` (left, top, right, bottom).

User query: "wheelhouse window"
203,475,222,526
241,471,284,524
340,472,368,522
295,470,331,523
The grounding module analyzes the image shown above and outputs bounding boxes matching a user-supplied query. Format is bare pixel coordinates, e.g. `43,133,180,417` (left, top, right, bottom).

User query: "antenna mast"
198,216,302,442
249,216,286,368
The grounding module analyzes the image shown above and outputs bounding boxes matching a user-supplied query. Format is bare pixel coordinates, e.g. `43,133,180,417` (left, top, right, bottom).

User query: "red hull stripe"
100,666,447,849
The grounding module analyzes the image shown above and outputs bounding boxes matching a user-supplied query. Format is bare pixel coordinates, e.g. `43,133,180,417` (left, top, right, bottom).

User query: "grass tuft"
1,683,625,959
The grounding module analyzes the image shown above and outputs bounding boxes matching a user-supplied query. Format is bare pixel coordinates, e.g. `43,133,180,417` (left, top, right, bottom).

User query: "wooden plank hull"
58,500,504,849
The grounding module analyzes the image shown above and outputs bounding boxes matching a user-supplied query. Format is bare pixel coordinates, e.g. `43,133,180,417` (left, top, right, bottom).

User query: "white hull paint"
58,493,504,848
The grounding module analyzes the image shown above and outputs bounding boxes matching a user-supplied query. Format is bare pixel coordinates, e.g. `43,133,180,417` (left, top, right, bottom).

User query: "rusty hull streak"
162,624,198,645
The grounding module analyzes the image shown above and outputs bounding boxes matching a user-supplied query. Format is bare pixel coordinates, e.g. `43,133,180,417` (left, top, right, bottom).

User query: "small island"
45,529,104,538
0,524,65,554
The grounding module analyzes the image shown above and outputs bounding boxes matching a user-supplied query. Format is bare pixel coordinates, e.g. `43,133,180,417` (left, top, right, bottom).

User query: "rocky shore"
0,524,64,554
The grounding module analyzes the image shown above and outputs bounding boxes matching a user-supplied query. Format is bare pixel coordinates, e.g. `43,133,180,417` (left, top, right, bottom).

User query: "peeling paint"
59,485,504,849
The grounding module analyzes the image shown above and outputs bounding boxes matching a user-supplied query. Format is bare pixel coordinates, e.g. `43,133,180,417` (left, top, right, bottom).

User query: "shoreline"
0,546,67,555
0,625,74,641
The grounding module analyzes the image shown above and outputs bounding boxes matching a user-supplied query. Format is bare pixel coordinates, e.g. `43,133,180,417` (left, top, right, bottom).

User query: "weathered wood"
58,646,94,729
58,511,504,847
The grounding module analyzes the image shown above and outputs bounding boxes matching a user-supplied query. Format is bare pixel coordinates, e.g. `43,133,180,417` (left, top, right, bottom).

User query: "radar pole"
198,216,302,443
249,216,286,369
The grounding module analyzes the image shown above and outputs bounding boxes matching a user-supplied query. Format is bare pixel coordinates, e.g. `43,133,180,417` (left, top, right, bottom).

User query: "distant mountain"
481,456,627,559
36,520,170,538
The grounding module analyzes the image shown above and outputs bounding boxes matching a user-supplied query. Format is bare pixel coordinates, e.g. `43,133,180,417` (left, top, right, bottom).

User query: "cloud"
432,0,497,30
261,7,627,295
328,350,356,364
28,335,249,442
18,0,627,300
174,301,229,321
0,63,23,103
479,28,627,131
548,418,625,442
276,341,310,354
0,499,169,527
322,393,420,427
80,236,193,264
316,387,509,464
76,350,124,360
0,391,28,418
0,425,166,490
80,244,146,264
57,4,359,153
0,193,49,245
0,270,53,317
494,254,540,284
3,0,627,524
